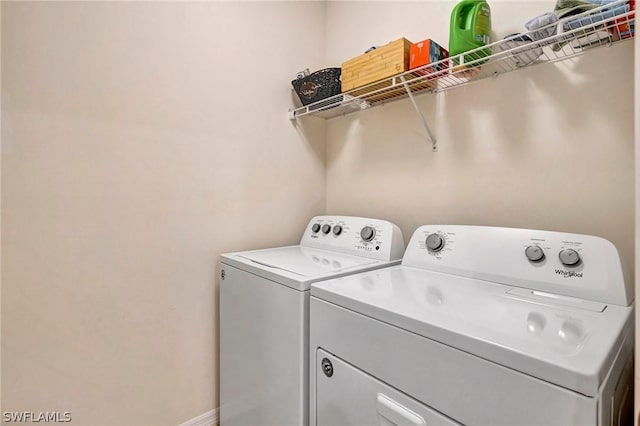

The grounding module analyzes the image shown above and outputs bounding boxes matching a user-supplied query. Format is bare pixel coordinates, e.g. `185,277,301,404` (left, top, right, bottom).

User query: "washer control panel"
302,216,405,261
402,225,630,306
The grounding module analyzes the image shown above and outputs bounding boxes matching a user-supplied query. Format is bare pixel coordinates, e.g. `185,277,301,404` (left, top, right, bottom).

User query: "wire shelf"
289,0,635,120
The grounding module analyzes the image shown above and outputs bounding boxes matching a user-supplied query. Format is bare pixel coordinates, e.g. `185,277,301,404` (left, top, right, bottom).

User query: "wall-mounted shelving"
288,1,635,151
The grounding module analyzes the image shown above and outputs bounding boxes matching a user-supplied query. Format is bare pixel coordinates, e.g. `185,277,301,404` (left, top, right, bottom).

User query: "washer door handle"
376,394,426,426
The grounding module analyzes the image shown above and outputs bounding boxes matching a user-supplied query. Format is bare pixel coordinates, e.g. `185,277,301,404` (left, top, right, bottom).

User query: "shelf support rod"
398,75,437,151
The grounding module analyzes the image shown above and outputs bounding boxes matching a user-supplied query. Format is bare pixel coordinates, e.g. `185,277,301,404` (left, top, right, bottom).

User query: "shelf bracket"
399,75,437,152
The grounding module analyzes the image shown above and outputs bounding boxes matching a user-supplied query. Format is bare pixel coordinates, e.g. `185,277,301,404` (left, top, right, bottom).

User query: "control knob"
559,249,581,267
426,233,445,252
311,223,321,233
525,245,545,262
333,225,343,236
322,224,332,234
360,226,376,242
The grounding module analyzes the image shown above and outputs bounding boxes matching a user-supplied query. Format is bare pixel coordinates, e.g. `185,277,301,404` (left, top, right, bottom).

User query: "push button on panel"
321,358,334,377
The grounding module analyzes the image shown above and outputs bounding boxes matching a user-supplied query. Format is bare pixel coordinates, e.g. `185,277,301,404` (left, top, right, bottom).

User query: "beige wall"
1,2,326,424
325,1,635,286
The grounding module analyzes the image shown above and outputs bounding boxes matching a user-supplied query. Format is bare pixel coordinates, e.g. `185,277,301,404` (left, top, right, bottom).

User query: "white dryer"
220,216,404,426
310,225,634,426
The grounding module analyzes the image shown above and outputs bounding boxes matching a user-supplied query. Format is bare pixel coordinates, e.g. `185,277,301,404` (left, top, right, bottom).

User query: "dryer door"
315,349,460,426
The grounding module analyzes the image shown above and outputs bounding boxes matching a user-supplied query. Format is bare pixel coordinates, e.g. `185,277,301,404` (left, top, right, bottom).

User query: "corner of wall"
634,14,639,423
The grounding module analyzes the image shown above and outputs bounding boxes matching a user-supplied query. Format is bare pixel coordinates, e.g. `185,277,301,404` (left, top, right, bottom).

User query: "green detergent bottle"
449,0,491,67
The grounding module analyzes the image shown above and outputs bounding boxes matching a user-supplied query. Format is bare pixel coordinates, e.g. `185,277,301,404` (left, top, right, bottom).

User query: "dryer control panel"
302,216,405,262
402,225,631,306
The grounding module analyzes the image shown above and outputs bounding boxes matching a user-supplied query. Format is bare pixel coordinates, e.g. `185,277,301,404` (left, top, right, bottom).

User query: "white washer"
220,216,404,426
310,225,634,426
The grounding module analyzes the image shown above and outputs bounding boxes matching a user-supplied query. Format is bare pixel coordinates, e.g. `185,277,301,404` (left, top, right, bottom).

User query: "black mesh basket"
291,68,342,107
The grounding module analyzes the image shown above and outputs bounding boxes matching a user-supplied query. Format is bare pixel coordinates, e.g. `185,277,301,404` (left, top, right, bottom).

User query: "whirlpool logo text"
555,269,583,278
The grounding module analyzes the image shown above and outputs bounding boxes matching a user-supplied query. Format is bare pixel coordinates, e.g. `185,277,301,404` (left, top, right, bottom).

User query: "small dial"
322,224,332,234
311,223,321,233
333,225,343,236
360,226,376,242
559,249,581,267
525,245,545,262
426,233,444,252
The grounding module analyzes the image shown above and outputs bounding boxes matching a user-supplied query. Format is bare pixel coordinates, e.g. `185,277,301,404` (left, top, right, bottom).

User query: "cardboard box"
409,39,449,77
341,38,412,92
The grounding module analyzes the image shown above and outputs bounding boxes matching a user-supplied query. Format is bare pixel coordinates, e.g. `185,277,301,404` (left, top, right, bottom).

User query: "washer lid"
238,246,378,277
221,245,395,291
311,266,634,397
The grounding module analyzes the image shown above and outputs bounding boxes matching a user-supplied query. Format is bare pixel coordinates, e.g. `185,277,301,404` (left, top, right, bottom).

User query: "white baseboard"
178,409,218,426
